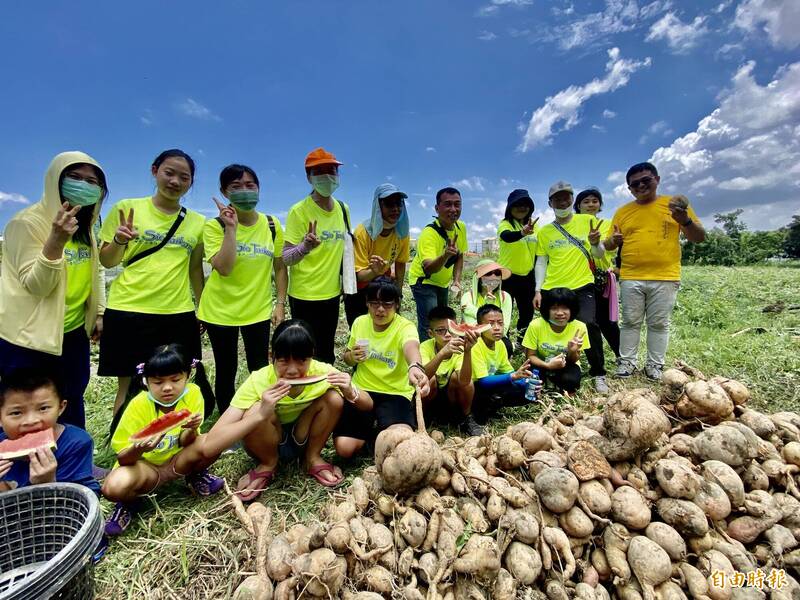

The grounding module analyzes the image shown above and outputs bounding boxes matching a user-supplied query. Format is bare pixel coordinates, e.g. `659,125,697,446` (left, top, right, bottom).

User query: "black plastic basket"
0,483,103,600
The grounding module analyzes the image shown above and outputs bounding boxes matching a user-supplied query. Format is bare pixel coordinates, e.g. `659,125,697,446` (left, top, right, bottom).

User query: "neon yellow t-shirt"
471,337,513,380
419,338,464,388
353,223,410,287
497,220,539,276
522,317,590,361
230,360,337,424
348,314,418,399
63,240,93,332
594,219,616,271
611,195,699,281
111,383,204,466
408,219,468,288
535,213,595,290
197,214,285,326
284,196,350,301
100,197,206,314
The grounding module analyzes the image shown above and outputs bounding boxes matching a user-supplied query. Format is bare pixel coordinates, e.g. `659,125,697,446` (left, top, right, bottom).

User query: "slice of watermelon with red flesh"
283,374,328,386
0,429,57,460
447,319,491,337
129,408,193,441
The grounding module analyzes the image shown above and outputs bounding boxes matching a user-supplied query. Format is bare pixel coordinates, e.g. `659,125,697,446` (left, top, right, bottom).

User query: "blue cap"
375,183,408,200
507,188,532,205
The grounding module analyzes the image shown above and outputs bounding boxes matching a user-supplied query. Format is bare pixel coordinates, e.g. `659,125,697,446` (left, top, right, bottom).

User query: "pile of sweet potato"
231,363,800,600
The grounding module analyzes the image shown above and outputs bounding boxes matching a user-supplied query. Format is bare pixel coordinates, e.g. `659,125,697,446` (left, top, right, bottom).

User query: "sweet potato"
292,548,347,597
710,538,756,574
737,409,775,438
592,548,611,581
544,525,576,580
559,505,594,538
662,368,690,392
266,535,294,582
417,552,438,584
273,577,297,600
452,534,501,581
678,381,734,423
507,421,553,454
368,522,395,569
436,508,465,564
398,508,427,548
568,440,613,481
691,427,750,467
709,377,749,405
692,480,732,521
487,493,507,522
657,498,709,536
546,579,571,600
741,463,769,491
325,521,351,553
628,536,672,600
495,435,527,469
456,497,489,532
656,582,689,600
535,467,580,513
529,450,567,477
374,427,443,495
603,523,633,583
504,541,542,585
493,567,518,600
579,480,613,516
645,522,686,561
594,390,671,462
655,458,701,500
701,461,745,508
360,565,394,595
670,434,695,457
611,487,651,530
783,441,800,467
679,563,709,600
698,550,734,600
233,576,273,600
576,582,598,600
350,477,370,514
764,523,798,556
453,579,486,599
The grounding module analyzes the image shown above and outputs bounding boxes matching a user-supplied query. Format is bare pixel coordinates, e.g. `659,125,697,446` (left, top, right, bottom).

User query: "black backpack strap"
215,216,225,231
337,200,352,237
425,221,460,268
266,215,276,240
125,206,187,267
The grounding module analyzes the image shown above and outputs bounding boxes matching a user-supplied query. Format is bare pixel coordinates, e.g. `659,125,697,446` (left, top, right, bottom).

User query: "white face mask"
147,386,188,408
554,207,573,218
481,276,501,292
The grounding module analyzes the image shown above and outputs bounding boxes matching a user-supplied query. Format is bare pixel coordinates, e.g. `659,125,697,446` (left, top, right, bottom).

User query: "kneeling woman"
334,278,430,458
224,320,365,501
521,287,589,394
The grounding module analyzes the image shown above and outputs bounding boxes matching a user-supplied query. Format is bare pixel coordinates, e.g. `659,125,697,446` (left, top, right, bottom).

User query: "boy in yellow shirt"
603,162,705,381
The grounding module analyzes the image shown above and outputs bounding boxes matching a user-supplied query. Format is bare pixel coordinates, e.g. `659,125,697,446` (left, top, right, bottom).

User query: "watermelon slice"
130,408,193,441
283,374,328,386
447,319,491,337
0,429,56,460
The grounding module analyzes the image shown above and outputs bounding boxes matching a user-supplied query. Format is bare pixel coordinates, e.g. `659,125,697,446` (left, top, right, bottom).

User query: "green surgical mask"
310,174,339,198
61,178,103,206
229,189,259,211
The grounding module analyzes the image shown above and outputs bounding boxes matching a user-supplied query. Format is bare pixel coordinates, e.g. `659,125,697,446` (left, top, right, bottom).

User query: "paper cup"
356,339,370,354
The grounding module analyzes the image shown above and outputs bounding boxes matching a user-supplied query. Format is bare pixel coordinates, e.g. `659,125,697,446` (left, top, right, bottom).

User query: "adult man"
408,187,468,340
533,181,609,393
603,162,705,381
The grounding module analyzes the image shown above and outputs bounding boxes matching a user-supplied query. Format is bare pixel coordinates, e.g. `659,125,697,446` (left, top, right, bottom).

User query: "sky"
1,0,799,251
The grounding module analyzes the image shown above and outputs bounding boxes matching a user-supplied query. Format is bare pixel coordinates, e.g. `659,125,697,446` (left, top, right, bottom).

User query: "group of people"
0,146,705,541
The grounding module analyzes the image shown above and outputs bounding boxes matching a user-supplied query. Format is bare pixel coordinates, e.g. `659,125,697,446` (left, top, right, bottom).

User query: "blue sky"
1,0,798,251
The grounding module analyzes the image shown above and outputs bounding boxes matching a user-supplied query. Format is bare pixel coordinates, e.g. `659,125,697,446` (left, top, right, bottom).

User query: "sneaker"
459,414,485,437
104,502,135,537
594,376,609,394
644,364,663,381
615,362,635,378
186,469,225,497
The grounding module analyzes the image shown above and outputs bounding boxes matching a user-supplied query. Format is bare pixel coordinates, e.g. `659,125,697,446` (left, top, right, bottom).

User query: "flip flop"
235,467,276,502
307,463,344,488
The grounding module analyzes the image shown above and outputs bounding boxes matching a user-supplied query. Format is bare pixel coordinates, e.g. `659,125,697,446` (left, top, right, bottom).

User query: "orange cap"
304,147,343,169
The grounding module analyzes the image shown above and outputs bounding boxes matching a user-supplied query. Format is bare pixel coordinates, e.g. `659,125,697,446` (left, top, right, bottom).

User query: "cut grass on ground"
89,264,800,599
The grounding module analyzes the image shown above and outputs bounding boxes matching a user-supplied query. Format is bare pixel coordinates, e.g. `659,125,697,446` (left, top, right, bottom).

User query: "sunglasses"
366,300,397,309
629,176,655,190
482,270,502,277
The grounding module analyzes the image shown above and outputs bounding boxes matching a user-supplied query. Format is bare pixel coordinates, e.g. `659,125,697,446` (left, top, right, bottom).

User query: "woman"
344,182,410,326
198,164,289,413
0,151,108,428
460,259,514,355
574,187,620,360
282,147,351,365
98,149,210,415
496,189,539,342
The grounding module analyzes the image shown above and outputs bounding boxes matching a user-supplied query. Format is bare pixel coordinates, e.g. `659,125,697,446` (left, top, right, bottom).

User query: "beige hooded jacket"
0,151,106,355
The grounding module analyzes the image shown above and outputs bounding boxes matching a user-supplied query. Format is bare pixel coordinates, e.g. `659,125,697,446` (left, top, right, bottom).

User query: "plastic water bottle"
525,369,541,402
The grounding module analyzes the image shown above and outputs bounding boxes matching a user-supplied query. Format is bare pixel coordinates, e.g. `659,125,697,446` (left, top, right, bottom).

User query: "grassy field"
86,263,800,599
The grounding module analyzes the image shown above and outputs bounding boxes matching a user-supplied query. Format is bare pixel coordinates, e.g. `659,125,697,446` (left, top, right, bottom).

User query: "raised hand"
214,197,238,229
441,336,464,359
368,255,388,275
52,202,81,242
262,380,292,410
522,216,539,236
115,208,139,244
567,334,584,353
444,233,459,258
461,329,479,351
28,447,58,484
668,195,690,225
304,220,321,249
588,219,604,246
610,224,623,246
511,358,533,381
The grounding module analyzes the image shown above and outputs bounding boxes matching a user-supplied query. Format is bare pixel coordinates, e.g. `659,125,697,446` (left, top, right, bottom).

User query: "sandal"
235,467,276,502
307,463,344,488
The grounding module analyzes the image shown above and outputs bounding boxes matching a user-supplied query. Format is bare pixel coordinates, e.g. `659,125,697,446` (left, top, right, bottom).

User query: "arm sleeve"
475,373,513,389
282,240,311,266
499,230,524,243
4,219,63,297
534,255,548,291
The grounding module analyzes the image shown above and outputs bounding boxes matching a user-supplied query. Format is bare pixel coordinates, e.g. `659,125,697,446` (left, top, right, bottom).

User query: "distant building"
482,237,498,255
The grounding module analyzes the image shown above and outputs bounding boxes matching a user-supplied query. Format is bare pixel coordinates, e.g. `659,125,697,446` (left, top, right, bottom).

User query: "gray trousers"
619,280,680,369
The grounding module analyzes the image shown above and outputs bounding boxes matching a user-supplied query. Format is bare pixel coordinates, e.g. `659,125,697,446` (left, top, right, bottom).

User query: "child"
471,304,533,422
0,368,99,495
460,259,514,354
419,306,482,436
227,319,364,501
522,287,589,394
334,279,430,458
103,344,226,535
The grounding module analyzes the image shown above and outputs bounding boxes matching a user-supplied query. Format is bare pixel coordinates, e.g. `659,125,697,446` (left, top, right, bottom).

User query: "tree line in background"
682,211,800,266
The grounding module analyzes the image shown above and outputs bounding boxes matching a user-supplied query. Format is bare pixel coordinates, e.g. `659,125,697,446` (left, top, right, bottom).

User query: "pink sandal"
235,468,276,502
307,463,344,488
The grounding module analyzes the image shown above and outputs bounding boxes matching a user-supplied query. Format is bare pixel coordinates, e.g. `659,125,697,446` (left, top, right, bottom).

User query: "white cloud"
519,47,651,151
425,146,437,153
639,120,674,144
552,4,575,16
478,30,498,41
592,124,607,132
610,60,800,227
477,0,533,17
639,0,673,19
419,199,428,209
646,12,708,53
0,191,30,206
453,177,486,192
175,98,221,121
734,0,800,49
713,0,732,13
554,0,671,50
410,226,422,236
602,109,617,119
140,110,154,126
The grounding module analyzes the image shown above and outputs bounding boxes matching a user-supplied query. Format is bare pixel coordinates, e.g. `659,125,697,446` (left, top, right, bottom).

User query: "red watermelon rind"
130,408,193,441
447,319,491,337
0,429,57,460
283,374,328,386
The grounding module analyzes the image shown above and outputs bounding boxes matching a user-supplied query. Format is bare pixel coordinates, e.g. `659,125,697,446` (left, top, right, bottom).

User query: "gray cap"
548,180,574,198
374,182,408,200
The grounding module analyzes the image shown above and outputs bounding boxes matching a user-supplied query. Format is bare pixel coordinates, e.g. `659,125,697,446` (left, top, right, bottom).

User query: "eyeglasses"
366,301,396,309
629,176,654,190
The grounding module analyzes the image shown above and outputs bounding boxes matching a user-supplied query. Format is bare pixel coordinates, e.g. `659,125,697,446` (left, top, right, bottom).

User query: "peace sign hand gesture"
588,219,604,246
115,208,139,244
213,197,238,229
51,202,81,242
522,216,539,236
444,232,459,258
610,224,623,245
304,220,321,250
567,334,584,353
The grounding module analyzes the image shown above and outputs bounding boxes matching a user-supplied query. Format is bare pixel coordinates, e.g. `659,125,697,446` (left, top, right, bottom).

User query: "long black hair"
152,149,195,183
142,344,193,378
272,320,316,361
59,163,108,245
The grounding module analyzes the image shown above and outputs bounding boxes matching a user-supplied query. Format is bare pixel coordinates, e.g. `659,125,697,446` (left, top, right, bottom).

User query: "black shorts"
333,391,416,441
98,309,202,376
